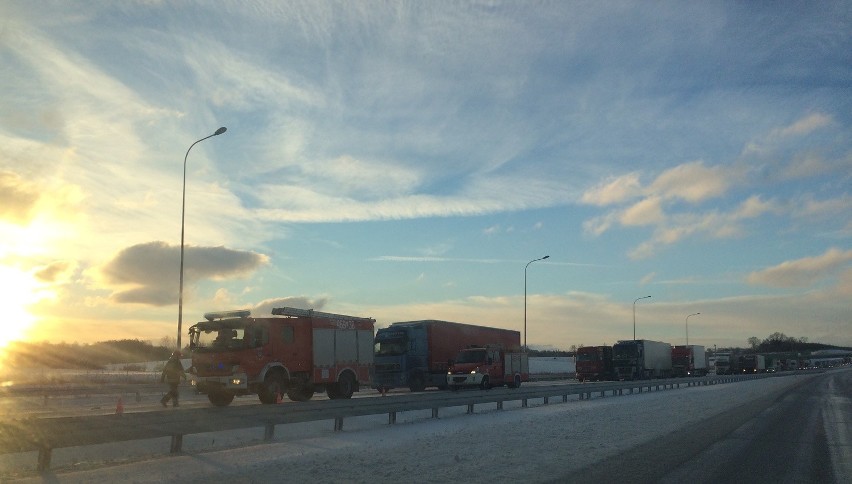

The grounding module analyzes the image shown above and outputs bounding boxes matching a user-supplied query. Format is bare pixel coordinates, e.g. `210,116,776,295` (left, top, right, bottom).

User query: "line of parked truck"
575,340,708,382
575,340,802,382
184,306,820,406
187,307,530,406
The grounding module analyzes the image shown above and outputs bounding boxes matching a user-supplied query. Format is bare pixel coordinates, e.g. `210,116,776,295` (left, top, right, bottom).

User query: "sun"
0,265,51,352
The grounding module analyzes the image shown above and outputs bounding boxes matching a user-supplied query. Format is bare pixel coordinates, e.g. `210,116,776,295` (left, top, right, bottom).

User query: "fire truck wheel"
259,373,286,404
207,391,235,407
512,374,522,389
335,372,356,399
479,376,490,390
287,385,315,402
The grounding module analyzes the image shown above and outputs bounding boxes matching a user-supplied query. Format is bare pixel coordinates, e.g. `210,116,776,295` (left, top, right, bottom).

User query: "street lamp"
177,127,227,349
633,295,651,341
524,255,549,351
686,312,700,346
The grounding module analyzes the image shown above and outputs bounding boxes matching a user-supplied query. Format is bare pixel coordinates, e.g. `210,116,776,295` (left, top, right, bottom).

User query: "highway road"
560,369,851,483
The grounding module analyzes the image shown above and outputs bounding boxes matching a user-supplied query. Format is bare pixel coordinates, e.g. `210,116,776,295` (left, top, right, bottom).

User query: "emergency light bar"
271,306,375,323
203,309,251,321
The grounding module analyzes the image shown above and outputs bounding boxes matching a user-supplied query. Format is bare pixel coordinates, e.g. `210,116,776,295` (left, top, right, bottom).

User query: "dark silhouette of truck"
576,345,615,382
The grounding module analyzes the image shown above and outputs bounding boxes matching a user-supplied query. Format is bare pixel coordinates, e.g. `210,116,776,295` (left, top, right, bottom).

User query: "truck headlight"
230,377,242,385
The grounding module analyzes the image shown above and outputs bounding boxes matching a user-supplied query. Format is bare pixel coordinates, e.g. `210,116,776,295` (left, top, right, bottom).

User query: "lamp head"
214,127,227,135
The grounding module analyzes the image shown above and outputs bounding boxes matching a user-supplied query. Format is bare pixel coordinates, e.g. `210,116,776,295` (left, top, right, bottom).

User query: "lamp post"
524,255,549,351
686,312,700,346
633,295,651,341
177,127,227,349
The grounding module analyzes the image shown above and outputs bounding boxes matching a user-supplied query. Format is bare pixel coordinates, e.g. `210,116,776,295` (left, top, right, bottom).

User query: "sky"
1,1,850,356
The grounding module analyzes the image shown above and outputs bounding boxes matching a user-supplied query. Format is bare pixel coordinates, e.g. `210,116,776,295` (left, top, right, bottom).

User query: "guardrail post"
522,398,528,407
389,411,397,424
497,401,503,410
264,424,275,440
170,434,183,454
334,417,344,431
467,403,474,414
563,394,568,403
37,445,51,472
432,408,439,419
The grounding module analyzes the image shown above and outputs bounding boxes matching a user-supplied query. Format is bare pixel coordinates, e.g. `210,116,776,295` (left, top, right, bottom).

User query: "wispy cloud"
746,248,852,288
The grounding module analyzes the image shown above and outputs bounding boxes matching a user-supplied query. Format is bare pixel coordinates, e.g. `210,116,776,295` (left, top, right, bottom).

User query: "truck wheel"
259,373,285,404
335,373,356,399
207,390,235,407
510,374,521,389
408,374,426,393
479,376,490,390
286,385,314,402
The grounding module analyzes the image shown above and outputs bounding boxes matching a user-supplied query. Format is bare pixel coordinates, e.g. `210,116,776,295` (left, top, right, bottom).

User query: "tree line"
744,332,849,354
2,339,175,369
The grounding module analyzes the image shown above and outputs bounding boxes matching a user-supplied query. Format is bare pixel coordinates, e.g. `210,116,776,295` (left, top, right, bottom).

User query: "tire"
408,373,426,393
479,376,490,390
259,372,285,404
512,374,521,389
287,385,314,402
333,372,356,399
207,390,235,407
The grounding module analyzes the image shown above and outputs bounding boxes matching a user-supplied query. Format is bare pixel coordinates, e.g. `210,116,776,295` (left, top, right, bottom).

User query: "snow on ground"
7,373,813,483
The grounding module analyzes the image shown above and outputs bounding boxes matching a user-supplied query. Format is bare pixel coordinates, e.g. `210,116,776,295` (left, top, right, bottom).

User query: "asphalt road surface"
560,369,851,483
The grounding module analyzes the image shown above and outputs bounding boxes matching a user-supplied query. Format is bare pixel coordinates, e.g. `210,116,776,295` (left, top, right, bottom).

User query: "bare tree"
158,335,177,350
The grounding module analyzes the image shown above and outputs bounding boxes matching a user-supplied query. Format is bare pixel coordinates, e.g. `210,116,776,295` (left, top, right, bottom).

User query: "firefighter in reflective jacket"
160,351,186,407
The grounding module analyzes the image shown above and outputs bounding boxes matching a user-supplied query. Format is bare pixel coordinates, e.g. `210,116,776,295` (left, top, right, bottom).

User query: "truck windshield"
190,322,248,352
613,344,637,360
454,349,487,364
577,351,598,362
375,338,407,356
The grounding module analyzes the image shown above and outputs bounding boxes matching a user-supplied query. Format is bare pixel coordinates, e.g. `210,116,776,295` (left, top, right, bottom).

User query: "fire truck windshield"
454,349,487,364
190,322,247,351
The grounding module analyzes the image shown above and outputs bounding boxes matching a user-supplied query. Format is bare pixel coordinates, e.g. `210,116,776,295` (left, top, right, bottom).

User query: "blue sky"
1,1,850,354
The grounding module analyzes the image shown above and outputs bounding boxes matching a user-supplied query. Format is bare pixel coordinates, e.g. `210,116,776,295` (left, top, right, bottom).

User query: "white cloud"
648,161,733,203
776,113,833,138
580,173,642,206
746,248,852,288
619,196,665,226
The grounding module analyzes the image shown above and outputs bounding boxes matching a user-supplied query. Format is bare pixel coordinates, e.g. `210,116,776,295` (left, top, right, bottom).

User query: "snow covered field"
6,372,815,483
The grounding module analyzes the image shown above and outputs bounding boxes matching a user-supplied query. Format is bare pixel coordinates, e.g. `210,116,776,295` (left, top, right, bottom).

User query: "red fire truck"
446,344,529,390
188,307,375,406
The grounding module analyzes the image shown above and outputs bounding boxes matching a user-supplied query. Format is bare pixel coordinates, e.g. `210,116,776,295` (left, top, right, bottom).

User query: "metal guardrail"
0,372,795,472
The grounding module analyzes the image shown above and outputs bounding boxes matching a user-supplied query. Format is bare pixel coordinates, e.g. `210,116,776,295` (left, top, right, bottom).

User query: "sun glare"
0,266,51,353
